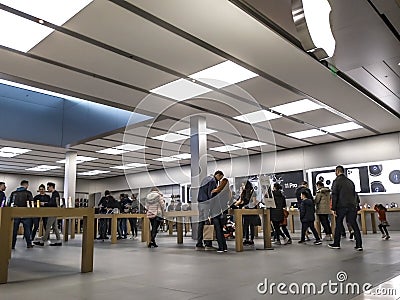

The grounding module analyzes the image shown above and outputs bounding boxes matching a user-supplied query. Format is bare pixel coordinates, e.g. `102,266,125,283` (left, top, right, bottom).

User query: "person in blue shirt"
195,170,224,251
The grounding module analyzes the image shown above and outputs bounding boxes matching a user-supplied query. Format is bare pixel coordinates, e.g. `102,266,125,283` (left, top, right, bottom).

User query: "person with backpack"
10,180,34,249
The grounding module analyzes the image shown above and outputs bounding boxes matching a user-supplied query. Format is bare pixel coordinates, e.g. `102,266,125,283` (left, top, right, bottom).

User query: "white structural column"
63,151,77,208
190,116,208,239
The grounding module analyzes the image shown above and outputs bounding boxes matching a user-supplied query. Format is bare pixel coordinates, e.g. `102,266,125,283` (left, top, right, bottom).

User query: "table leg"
371,213,377,234
77,218,81,234
360,211,367,234
81,213,94,273
264,209,272,250
0,208,12,284
111,215,118,244
234,210,243,252
168,221,173,235
290,214,295,233
141,218,146,242
143,217,150,246
177,216,183,244
63,219,69,242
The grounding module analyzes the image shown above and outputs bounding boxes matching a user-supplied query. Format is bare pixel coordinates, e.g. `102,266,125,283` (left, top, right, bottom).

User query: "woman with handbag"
145,187,165,248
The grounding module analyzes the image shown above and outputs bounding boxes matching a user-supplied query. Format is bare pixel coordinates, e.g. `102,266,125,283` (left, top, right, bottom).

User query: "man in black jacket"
0,182,6,207
295,181,312,208
329,166,363,251
97,190,119,240
10,180,34,249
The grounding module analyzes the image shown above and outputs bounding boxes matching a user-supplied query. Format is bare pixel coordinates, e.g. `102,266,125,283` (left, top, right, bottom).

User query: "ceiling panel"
267,118,312,134
293,109,350,128
305,135,342,144
335,128,376,140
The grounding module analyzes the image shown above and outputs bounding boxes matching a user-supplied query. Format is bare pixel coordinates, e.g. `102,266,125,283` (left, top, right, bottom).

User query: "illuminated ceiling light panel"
234,110,281,124
150,78,211,101
320,122,363,133
26,165,61,172
189,60,258,88
209,145,241,153
152,133,188,142
153,157,180,162
0,147,31,158
96,148,128,155
171,153,191,160
288,129,326,139
111,163,149,170
271,99,322,116
233,140,267,149
78,170,110,176
114,144,147,151
57,156,97,164
0,0,93,52
176,128,217,136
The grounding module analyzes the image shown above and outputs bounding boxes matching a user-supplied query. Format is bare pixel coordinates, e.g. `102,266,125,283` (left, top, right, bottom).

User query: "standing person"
329,166,363,251
97,190,118,240
270,183,287,245
31,184,50,241
195,170,224,251
295,181,312,208
10,180,34,249
35,182,62,246
374,204,390,240
128,194,139,239
210,178,231,253
314,181,333,241
280,208,292,244
145,187,165,248
298,192,322,245
0,182,6,207
234,181,257,246
117,194,128,240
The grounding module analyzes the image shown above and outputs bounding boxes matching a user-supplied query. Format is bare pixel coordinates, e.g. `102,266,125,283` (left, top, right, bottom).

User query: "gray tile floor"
1,232,399,300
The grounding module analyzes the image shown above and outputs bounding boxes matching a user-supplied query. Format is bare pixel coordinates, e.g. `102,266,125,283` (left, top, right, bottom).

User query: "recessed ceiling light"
57,156,98,164
320,122,363,133
150,78,211,101
111,163,149,170
0,147,31,158
78,170,110,176
233,140,267,148
26,165,61,172
152,133,188,142
209,145,241,152
0,0,93,52
189,60,258,88
153,157,181,162
271,99,322,116
114,144,147,151
234,110,281,124
176,128,217,136
288,129,326,139
171,153,191,160
96,148,128,155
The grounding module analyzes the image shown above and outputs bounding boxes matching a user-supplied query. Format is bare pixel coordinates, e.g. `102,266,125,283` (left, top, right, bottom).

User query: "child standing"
374,204,390,240
299,191,322,245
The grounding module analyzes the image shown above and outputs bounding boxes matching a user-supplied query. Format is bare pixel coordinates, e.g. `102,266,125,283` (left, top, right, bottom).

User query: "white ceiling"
0,0,399,179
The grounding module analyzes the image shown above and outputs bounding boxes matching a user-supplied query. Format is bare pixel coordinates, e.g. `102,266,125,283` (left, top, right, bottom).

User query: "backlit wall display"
307,159,400,195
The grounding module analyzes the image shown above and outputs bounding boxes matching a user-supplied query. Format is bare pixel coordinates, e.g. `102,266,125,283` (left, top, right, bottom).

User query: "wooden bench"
0,207,94,284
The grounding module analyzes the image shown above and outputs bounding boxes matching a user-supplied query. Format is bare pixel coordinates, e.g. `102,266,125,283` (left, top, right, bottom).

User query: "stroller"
223,215,235,239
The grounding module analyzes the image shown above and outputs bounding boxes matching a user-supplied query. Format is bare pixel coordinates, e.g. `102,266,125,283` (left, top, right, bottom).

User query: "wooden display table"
230,208,272,252
163,211,198,244
0,207,94,284
358,208,400,234
93,213,148,244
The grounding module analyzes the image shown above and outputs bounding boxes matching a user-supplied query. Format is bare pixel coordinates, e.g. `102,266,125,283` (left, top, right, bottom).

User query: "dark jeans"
334,207,362,248
213,215,227,251
12,218,32,248
128,218,138,236
301,221,320,242
196,201,212,247
281,225,291,239
150,217,161,242
118,218,127,237
317,214,332,235
378,224,389,236
98,218,108,238
243,216,255,241
31,217,47,241
272,221,283,241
